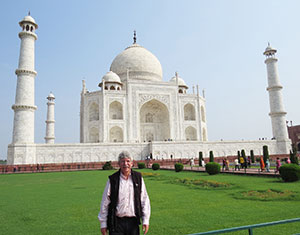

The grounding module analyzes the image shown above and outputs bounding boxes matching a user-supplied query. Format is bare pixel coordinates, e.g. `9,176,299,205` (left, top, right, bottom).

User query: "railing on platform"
188,218,300,235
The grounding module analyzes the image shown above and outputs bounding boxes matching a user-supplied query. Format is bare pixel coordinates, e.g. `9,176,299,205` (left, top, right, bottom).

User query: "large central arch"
140,99,170,142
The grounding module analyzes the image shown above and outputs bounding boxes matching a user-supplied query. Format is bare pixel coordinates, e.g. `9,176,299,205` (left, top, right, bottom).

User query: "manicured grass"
0,169,300,234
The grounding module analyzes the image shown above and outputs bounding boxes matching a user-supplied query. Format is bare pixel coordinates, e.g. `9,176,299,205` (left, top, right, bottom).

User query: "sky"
1,0,300,159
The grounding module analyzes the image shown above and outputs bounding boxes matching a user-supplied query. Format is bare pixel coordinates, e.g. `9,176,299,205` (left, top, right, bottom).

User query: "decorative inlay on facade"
12,104,37,111
15,69,37,76
267,85,283,91
139,94,170,108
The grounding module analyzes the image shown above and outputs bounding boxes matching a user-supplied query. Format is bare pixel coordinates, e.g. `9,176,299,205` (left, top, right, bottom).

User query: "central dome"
110,43,163,82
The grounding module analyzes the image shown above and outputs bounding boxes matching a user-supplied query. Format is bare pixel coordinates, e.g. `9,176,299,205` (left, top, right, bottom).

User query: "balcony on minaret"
263,43,277,58
19,12,38,32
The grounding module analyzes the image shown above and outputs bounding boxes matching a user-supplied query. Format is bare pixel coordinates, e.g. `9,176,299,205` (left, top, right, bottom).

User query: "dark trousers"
110,217,140,235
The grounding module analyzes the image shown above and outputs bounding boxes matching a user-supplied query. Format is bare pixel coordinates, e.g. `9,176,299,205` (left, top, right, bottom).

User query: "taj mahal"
7,15,291,165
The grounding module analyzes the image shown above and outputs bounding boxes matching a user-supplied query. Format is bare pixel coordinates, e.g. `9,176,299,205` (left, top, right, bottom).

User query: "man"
98,151,151,235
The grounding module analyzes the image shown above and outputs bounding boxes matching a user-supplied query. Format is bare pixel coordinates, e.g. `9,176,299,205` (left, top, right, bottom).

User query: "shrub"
263,145,269,164
250,150,255,163
205,162,220,175
279,164,300,182
290,144,299,165
199,152,203,166
175,163,184,172
138,162,146,169
209,151,214,162
102,161,113,170
152,163,160,170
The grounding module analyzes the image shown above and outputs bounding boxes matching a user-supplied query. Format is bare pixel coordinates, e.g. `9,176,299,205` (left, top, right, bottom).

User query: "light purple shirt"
98,172,151,228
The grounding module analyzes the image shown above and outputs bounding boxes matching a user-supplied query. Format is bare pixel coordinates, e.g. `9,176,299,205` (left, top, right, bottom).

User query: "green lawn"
0,169,300,234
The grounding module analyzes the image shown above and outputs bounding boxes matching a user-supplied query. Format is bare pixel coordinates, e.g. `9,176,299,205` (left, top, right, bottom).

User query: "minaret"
80,80,86,143
45,92,55,143
11,14,38,144
264,44,289,150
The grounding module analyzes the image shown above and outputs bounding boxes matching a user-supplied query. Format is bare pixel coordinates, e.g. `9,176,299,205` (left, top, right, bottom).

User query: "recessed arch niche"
109,101,123,120
185,126,197,141
184,103,195,120
109,126,123,142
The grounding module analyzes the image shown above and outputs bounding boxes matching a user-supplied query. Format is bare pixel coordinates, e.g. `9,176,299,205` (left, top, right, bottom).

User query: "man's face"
119,157,133,175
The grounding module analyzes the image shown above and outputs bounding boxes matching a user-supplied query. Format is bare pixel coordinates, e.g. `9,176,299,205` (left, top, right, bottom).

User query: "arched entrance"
140,99,170,142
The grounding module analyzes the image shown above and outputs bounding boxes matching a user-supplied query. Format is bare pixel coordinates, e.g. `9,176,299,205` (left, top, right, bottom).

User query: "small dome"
47,92,55,100
170,73,188,88
110,43,163,82
263,43,277,55
102,71,121,83
19,15,38,29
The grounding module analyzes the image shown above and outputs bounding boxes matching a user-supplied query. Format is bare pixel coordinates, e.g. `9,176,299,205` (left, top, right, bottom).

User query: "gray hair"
118,151,132,162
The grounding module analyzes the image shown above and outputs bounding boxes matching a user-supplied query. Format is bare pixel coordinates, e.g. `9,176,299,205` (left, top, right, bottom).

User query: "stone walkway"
160,165,280,177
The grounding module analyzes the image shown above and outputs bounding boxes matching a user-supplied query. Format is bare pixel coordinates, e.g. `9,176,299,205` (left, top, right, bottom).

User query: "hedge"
205,162,220,175
279,164,300,182
138,162,146,169
152,163,160,170
174,163,184,172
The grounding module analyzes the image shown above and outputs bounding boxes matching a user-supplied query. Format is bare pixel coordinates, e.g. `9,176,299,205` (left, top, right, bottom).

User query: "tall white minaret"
45,92,55,143
264,44,289,146
12,14,38,144
80,80,86,143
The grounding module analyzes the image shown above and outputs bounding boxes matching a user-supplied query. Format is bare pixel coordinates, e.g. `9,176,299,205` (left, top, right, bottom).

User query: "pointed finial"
175,71,178,78
28,11,31,16
133,30,137,44
82,79,87,94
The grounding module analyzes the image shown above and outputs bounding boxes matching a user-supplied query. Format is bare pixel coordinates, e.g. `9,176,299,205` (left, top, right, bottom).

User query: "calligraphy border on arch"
138,94,170,108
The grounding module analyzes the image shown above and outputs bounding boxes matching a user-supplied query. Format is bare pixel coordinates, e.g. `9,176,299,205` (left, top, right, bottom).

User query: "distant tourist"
234,158,240,171
275,158,281,174
222,158,226,171
265,159,270,172
201,159,205,167
247,156,251,168
190,158,194,168
239,156,245,169
260,157,265,172
225,158,230,171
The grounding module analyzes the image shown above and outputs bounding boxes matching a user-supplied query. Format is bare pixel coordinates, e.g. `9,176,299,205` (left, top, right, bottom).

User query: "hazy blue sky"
1,1,300,159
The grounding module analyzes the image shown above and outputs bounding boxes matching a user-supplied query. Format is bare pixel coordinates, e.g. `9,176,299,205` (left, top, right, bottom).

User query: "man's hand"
143,224,149,234
101,228,107,235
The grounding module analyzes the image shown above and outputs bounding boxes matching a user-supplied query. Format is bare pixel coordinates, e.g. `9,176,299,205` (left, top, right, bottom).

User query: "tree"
250,150,255,163
290,144,299,165
263,145,269,164
241,149,246,158
209,151,214,162
199,152,203,166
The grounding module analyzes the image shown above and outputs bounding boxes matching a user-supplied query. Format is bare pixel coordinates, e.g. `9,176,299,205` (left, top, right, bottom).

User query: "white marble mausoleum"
7,15,291,165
